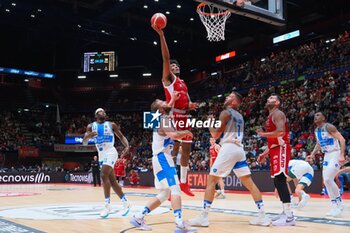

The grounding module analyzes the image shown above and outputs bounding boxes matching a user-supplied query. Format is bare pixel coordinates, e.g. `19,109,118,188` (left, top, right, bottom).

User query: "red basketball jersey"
164,75,189,110
265,112,290,149
210,145,219,165
114,159,126,176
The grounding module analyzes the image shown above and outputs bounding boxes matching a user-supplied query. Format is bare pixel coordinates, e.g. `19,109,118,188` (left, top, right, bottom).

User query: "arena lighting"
153,41,158,45
273,30,300,44
142,73,152,77
217,94,222,97
177,5,181,8
77,75,86,79
11,3,16,6
23,109,29,112
24,79,29,82
211,72,218,76
144,5,148,9
109,74,118,78
330,38,335,42
261,58,266,62
190,18,194,21
45,105,49,108
0,67,55,78
215,51,236,62
165,11,170,15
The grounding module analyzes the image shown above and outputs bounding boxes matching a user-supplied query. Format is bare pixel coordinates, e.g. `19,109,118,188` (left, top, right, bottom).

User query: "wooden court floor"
0,184,349,233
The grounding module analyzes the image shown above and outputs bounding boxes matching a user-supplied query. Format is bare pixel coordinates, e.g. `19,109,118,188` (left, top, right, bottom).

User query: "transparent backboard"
196,0,285,26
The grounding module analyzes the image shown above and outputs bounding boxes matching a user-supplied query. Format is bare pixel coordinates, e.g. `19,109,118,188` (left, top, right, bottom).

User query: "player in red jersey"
114,155,127,187
257,94,295,226
152,24,197,197
209,138,225,199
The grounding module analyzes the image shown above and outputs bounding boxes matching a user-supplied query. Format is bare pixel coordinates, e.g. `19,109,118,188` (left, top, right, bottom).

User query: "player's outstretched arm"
82,124,96,146
152,24,173,86
111,122,129,155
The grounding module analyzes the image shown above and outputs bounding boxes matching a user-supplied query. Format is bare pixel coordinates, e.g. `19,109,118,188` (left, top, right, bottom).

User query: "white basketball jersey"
91,121,115,154
152,131,174,156
220,108,244,145
315,123,340,153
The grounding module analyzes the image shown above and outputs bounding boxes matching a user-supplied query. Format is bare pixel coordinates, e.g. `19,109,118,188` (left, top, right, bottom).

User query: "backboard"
196,0,286,26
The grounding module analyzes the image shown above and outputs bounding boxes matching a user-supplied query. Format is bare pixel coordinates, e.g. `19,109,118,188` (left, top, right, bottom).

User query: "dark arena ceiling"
0,0,349,80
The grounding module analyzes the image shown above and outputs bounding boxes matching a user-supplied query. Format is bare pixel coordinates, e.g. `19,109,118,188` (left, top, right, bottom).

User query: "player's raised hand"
151,24,163,36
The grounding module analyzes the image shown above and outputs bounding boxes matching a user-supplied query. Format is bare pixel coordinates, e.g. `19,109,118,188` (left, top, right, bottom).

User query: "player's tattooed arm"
209,110,230,139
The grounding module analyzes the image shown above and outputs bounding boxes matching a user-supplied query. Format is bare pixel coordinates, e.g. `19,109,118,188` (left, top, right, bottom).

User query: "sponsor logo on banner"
68,173,93,184
187,172,244,190
18,147,39,157
54,144,96,152
0,173,50,184
0,172,65,184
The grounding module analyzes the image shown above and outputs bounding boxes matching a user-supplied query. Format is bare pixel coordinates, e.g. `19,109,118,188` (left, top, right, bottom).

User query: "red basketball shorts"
269,144,291,178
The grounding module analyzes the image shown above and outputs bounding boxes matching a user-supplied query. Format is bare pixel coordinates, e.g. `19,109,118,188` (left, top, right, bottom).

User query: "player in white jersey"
309,112,346,217
83,108,131,218
130,97,197,233
286,159,314,208
189,92,270,227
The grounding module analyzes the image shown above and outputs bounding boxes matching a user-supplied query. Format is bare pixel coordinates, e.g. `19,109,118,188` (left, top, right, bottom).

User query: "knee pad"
170,185,181,196
156,189,171,203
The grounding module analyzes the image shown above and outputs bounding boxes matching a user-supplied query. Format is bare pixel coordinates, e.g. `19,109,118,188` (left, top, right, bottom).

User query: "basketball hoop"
197,3,231,42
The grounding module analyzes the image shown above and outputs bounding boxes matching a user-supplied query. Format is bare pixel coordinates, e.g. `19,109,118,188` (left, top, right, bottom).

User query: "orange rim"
197,3,230,17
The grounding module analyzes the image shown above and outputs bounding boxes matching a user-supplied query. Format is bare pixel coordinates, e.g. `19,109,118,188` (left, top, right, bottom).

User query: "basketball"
151,13,167,29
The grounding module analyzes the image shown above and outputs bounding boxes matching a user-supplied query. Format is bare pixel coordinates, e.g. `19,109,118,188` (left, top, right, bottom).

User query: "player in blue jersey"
309,112,346,217
131,94,197,233
83,108,131,218
189,92,270,227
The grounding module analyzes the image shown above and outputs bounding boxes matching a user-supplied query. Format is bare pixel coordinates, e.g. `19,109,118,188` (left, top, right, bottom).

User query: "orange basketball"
151,13,167,29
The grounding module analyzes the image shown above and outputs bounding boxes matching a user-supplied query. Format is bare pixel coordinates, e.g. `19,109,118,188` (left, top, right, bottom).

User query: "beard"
97,116,105,121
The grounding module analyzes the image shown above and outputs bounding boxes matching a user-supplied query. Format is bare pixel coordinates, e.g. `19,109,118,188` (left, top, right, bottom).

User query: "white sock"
283,203,293,217
180,166,188,183
301,191,307,198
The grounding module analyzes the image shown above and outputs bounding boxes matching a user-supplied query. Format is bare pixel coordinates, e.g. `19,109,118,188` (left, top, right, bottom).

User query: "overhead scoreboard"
83,51,116,72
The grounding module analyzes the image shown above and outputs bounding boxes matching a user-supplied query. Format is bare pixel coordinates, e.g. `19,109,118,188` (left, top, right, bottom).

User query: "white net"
197,3,231,42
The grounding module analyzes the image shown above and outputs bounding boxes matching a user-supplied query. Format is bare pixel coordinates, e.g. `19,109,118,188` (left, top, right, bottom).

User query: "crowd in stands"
202,31,350,97
0,31,349,177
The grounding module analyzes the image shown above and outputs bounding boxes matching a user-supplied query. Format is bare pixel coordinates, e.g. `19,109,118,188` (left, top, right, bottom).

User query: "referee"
91,155,101,187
